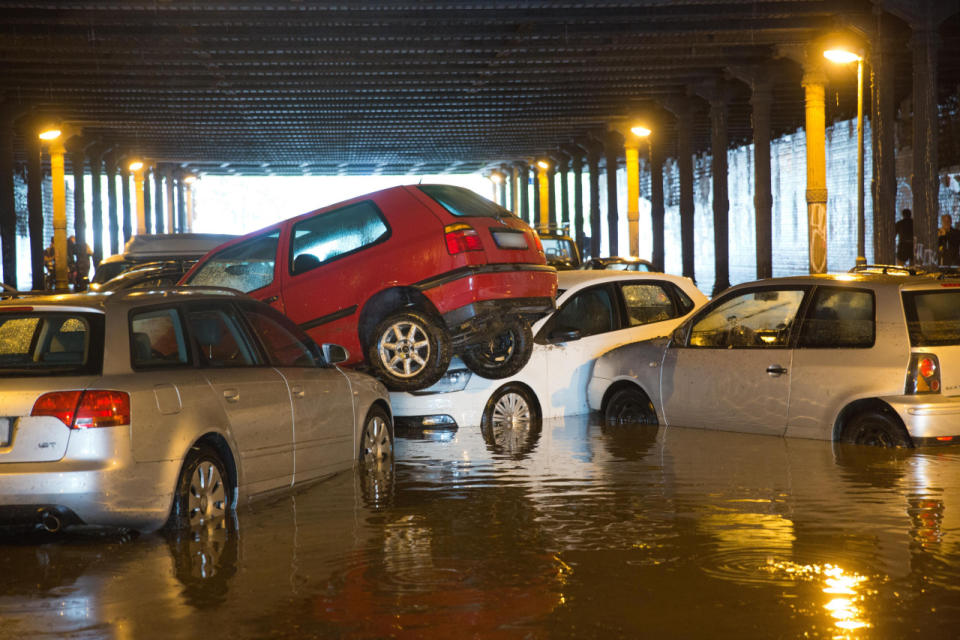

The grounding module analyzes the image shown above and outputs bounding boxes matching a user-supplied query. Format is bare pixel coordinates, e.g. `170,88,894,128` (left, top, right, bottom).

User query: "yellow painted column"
132,164,146,234
802,66,828,274
624,140,640,257
49,142,68,290
537,164,550,227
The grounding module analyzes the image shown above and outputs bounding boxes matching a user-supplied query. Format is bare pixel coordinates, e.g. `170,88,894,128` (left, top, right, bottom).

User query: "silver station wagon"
0,288,392,533
588,274,960,447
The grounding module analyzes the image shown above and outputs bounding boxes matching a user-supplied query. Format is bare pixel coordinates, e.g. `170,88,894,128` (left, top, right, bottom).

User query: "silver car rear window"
0,311,103,376
903,290,960,346
418,184,516,219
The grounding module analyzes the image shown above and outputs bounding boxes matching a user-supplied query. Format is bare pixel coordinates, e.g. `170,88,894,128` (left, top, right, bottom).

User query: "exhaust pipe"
39,510,61,533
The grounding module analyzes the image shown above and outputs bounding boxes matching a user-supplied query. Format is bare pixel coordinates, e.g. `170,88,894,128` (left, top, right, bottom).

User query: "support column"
623,135,641,258
910,25,940,263
664,98,697,282
604,131,622,256
557,153,570,229
569,149,585,255
105,154,120,254
26,132,44,290
89,148,103,269
143,166,152,233
703,82,731,294
803,64,828,274
165,167,176,234
68,142,88,288
752,78,774,279
153,166,164,233
649,131,665,272
537,161,551,227
0,117,15,287
121,161,133,243
871,14,897,265
52,142,70,290
516,162,530,225
134,166,147,235
546,160,557,226
508,165,518,215
176,176,186,233
586,140,602,260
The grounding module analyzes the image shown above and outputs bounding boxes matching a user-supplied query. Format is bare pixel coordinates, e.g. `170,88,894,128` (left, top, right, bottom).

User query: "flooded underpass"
2,415,960,639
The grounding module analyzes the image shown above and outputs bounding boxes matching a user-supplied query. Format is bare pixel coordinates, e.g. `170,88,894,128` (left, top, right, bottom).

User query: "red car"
182,185,557,391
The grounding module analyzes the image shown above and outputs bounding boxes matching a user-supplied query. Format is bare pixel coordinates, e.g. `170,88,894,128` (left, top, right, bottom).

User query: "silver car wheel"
187,460,227,528
378,320,431,379
361,413,393,464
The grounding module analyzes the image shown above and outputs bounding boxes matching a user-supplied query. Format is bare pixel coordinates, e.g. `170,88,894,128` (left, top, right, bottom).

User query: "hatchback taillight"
531,231,544,253
32,390,130,428
906,354,941,394
444,223,483,254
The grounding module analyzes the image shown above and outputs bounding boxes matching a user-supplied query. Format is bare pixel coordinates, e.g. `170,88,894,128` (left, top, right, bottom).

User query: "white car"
390,271,707,433
587,273,960,447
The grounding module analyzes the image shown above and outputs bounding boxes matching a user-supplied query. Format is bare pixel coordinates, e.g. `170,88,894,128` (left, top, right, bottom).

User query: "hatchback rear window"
187,230,280,294
0,312,103,376
903,290,960,346
418,185,516,219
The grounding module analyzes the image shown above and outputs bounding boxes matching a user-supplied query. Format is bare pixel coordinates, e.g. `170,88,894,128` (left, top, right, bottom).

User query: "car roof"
556,269,691,291
0,287,246,313
724,272,960,291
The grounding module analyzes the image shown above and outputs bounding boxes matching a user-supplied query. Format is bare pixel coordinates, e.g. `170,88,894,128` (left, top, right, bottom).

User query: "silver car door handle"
766,365,788,376
290,385,305,398
223,389,240,403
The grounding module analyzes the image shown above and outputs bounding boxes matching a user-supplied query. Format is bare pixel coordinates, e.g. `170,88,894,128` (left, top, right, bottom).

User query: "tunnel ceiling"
2,1,957,176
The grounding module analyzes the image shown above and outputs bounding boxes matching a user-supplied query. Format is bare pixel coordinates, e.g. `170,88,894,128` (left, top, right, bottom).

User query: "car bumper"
418,265,555,316
883,394,960,444
0,427,179,531
390,388,487,431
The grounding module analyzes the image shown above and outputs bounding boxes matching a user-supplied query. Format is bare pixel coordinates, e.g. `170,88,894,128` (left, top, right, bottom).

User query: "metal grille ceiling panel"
0,1,952,175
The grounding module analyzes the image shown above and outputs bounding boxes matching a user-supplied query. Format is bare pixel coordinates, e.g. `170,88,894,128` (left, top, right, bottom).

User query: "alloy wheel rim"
362,416,393,463
490,392,532,432
187,461,227,528
378,320,430,378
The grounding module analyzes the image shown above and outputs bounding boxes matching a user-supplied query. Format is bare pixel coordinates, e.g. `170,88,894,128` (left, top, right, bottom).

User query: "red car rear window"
418,185,516,219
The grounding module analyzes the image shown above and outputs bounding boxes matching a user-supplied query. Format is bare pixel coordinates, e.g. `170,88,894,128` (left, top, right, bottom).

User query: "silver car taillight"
31,390,131,428
906,353,941,395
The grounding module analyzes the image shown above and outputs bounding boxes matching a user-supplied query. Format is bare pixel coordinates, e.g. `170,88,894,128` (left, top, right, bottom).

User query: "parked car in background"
89,260,193,293
390,270,706,432
0,288,392,533
536,226,581,270
582,256,655,272
93,233,236,284
588,274,960,448
183,185,557,391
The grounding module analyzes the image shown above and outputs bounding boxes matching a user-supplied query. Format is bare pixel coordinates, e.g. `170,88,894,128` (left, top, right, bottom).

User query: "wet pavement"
2,415,960,639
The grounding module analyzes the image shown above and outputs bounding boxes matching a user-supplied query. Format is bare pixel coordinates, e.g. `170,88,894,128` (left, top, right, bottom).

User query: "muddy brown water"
2,416,959,639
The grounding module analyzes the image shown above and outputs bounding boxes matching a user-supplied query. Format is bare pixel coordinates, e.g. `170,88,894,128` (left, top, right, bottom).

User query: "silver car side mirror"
322,343,349,365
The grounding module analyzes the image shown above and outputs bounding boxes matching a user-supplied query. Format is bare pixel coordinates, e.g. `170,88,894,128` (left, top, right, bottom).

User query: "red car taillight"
531,231,544,253
444,223,483,254
32,390,130,429
906,354,941,394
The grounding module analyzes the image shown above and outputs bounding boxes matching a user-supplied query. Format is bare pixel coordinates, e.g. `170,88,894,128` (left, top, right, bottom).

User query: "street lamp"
129,160,147,235
38,123,76,290
824,46,866,266
623,123,653,257
536,159,551,227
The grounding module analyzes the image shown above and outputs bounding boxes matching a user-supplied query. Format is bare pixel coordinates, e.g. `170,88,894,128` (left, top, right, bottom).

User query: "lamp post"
129,160,146,234
824,47,866,266
183,173,197,231
536,160,551,227
622,124,651,257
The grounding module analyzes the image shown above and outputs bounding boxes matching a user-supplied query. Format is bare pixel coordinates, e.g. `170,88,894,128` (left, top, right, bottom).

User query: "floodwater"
2,415,960,639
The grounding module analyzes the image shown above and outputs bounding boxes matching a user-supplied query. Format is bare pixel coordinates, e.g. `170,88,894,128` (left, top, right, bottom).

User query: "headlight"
410,369,472,395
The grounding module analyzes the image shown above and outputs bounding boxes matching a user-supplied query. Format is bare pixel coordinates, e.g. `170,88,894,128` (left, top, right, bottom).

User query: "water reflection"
2,418,960,637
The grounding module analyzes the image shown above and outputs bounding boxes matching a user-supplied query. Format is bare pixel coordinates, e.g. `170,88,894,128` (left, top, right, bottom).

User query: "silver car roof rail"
108,285,247,303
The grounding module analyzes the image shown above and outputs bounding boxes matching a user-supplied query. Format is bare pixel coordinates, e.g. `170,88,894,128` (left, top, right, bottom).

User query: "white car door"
542,280,691,417
239,302,355,483
660,287,807,436
185,303,294,496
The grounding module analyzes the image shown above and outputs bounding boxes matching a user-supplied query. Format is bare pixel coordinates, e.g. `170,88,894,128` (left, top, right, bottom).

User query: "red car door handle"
766,365,788,376
262,295,279,304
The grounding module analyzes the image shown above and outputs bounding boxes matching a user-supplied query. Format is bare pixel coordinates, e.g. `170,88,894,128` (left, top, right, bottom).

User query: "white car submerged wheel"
481,383,542,455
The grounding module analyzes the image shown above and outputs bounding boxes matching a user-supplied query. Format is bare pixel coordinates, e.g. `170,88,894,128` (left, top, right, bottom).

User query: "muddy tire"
166,443,232,533
840,411,912,448
604,386,657,426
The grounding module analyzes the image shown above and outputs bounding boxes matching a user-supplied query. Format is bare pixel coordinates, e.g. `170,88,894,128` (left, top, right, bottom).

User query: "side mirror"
548,329,581,343
670,325,687,347
321,343,349,365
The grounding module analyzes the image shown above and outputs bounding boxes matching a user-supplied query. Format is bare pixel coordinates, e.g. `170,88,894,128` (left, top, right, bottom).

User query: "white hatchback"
390,271,706,434
588,274,960,447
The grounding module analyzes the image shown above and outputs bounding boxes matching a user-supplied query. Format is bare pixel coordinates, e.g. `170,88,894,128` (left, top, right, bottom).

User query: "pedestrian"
895,208,913,266
937,213,960,266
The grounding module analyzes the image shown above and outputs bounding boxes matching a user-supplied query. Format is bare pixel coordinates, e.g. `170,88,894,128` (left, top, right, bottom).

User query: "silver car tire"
359,406,394,465
603,386,657,426
166,443,232,533
841,411,912,448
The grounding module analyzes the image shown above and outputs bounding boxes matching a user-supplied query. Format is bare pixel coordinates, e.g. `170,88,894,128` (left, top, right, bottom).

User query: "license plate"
0,418,9,447
491,229,529,250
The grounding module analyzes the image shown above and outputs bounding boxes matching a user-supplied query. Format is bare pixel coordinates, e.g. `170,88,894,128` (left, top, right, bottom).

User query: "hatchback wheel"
604,386,657,426
368,310,452,391
359,405,394,466
166,443,232,533
461,319,533,379
841,411,912,448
